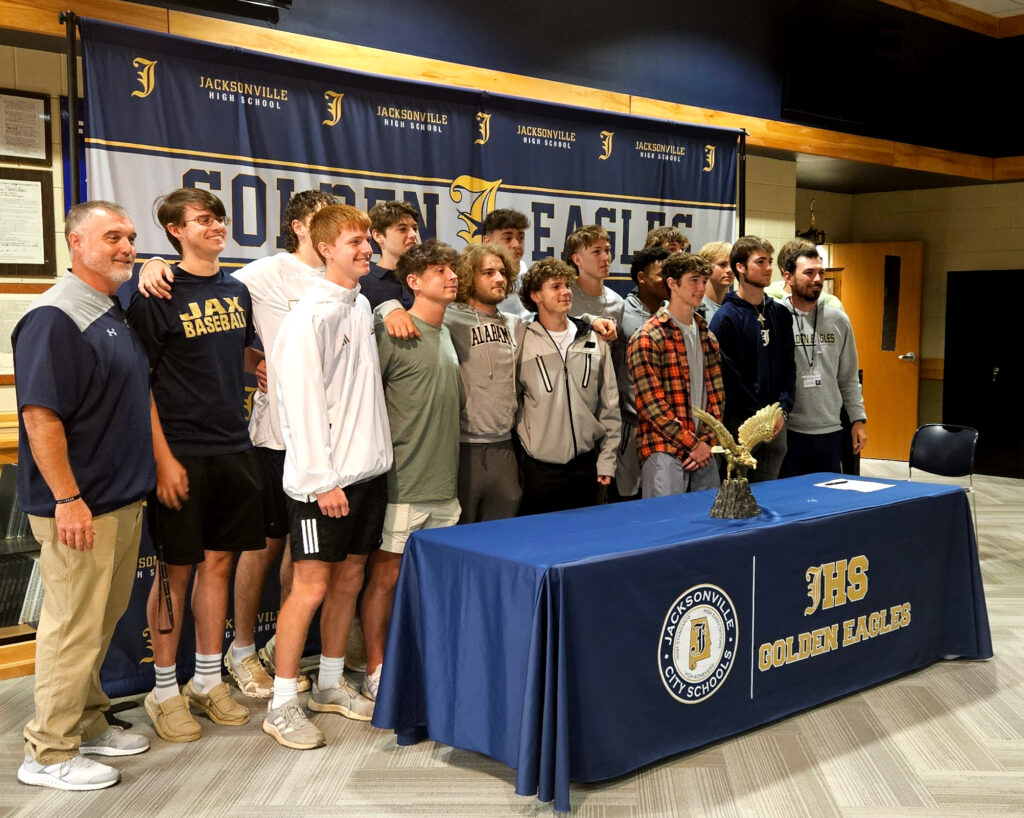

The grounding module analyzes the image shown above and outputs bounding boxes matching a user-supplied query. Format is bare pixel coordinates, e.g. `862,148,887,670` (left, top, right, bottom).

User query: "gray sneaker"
308,679,374,721
80,726,150,757
262,701,326,750
17,754,120,791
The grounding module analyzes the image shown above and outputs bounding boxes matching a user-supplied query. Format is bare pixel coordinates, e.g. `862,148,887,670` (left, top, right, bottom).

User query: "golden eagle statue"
693,403,783,481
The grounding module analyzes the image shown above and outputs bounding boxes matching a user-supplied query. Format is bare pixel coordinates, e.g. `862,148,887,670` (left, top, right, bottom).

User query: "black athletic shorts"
149,448,266,565
256,446,288,540
287,473,387,563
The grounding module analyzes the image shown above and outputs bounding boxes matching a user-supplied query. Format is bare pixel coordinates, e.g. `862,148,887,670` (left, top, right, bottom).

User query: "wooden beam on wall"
998,13,1024,38
993,155,1024,181
891,142,993,180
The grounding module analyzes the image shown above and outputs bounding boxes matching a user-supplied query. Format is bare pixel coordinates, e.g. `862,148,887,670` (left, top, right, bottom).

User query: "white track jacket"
273,278,393,501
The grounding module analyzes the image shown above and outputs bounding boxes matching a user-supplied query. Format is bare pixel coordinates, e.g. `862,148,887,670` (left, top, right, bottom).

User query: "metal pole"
737,130,747,237
59,11,80,208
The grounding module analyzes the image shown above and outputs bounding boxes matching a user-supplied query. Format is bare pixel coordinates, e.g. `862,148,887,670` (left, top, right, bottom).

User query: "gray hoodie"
782,294,867,434
444,303,526,444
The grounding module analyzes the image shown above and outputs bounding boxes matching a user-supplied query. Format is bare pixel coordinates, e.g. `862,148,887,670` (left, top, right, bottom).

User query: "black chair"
908,424,979,538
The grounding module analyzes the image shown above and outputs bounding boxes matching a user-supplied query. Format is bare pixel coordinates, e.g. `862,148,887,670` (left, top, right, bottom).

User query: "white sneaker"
17,754,120,791
362,664,382,702
79,726,150,757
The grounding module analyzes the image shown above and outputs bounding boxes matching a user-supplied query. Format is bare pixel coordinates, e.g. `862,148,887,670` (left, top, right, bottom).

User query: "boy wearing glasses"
127,188,265,743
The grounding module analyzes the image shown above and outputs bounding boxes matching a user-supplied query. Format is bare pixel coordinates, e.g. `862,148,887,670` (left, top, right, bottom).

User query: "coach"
14,201,155,791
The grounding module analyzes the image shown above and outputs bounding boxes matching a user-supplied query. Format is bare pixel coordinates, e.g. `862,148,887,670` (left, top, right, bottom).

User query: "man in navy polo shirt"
14,201,155,791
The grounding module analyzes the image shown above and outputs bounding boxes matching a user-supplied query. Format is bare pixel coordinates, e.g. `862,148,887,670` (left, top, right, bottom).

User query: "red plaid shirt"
628,306,725,462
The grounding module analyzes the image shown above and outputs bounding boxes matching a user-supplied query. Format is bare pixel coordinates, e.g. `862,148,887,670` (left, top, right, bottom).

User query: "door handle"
897,351,917,361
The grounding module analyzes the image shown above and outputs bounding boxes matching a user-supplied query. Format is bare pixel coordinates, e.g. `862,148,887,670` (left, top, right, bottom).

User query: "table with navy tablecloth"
371,474,992,812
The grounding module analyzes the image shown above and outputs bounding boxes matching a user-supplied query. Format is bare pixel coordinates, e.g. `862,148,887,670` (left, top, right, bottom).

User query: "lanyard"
791,304,819,370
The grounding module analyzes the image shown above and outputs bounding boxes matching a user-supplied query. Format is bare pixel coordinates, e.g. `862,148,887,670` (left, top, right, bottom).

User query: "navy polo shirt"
14,273,155,517
127,266,255,457
358,261,413,310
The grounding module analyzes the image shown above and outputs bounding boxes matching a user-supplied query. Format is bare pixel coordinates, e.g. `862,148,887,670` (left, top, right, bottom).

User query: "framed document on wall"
0,168,56,278
0,89,52,166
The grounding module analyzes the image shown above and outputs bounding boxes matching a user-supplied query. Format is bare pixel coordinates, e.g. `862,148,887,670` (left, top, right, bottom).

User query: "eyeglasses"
184,215,230,227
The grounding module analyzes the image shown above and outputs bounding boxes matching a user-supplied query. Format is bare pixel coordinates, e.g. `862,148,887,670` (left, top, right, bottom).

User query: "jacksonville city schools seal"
658,583,738,703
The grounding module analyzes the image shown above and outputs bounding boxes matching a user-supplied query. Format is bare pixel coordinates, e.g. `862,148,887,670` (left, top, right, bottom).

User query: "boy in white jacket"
265,204,393,749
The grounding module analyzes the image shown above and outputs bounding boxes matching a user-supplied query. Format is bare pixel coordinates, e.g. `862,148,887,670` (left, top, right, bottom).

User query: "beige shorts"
380,497,462,554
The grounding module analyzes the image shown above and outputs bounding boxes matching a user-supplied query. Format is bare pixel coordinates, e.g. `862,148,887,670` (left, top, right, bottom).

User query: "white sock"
193,652,222,693
318,655,345,690
271,677,299,710
154,664,178,703
231,641,256,661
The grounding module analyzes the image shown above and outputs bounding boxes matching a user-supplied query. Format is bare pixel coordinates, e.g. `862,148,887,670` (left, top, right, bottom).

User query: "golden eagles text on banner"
757,555,912,671
78,19,738,288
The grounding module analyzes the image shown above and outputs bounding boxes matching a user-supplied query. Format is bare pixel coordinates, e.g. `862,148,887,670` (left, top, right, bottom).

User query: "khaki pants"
24,500,144,764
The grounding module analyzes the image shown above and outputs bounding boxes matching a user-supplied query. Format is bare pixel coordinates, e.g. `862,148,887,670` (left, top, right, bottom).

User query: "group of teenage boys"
14,188,865,790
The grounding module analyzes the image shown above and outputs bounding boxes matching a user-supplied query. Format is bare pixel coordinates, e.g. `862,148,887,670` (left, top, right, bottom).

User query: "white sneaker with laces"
262,700,326,750
17,754,120,791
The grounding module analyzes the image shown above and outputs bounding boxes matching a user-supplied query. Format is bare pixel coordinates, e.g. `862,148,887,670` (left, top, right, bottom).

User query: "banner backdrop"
79,19,737,279
78,18,739,695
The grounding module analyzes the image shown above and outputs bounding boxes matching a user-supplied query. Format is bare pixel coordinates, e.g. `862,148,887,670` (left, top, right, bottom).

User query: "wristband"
55,493,81,505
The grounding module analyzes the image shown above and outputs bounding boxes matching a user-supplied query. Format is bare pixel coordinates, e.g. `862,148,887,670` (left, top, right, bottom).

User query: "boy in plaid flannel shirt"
628,253,726,497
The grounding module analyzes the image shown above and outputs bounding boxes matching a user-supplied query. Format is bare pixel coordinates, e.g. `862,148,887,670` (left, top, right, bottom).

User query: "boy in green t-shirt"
362,239,462,701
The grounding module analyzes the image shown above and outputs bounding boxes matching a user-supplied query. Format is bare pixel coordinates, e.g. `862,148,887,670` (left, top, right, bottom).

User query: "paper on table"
815,478,894,492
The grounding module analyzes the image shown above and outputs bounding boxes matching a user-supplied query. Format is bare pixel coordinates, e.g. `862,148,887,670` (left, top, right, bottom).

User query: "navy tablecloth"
372,474,992,812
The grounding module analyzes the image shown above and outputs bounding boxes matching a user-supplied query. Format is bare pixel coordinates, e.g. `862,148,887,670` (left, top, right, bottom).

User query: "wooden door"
829,242,923,461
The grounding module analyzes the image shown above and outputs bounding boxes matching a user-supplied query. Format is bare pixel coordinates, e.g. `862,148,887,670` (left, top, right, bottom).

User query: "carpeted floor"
1,460,1020,816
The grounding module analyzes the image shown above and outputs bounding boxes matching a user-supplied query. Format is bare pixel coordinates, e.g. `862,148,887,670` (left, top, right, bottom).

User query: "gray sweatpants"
641,451,721,498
